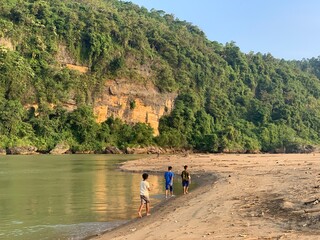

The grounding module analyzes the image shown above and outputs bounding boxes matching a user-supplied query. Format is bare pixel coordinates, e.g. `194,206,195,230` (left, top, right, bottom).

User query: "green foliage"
155,128,188,148
98,117,154,149
131,123,154,146
0,0,320,153
0,100,28,136
129,100,136,110
0,47,34,101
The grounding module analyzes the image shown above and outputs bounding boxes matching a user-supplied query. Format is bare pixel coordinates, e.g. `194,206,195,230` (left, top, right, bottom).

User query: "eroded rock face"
54,44,177,136
104,146,123,154
125,146,163,154
0,149,6,155
25,77,176,136
57,44,89,73
7,146,38,155
94,79,177,135
50,142,70,155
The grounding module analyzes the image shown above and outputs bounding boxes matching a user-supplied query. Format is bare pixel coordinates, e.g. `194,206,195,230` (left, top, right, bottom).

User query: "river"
0,154,174,240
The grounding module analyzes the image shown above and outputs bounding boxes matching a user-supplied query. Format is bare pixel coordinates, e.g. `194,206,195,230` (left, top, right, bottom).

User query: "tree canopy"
0,0,320,153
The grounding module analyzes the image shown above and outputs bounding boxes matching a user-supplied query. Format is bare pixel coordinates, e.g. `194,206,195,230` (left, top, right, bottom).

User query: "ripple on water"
2,221,126,240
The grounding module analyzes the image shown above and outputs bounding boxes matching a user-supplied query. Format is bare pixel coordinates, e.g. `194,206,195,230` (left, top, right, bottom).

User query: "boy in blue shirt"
164,166,174,198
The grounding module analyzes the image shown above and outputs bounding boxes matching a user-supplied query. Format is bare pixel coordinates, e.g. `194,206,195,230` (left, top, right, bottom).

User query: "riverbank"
92,153,320,239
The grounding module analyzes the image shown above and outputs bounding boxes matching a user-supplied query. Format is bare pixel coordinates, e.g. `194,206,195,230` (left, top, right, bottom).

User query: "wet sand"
93,153,320,240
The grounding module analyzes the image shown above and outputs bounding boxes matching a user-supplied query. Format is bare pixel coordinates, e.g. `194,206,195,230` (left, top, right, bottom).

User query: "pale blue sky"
127,0,320,60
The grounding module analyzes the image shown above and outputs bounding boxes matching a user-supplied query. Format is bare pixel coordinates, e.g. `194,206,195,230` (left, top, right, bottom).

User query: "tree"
0,47,34,102
66,105,100,150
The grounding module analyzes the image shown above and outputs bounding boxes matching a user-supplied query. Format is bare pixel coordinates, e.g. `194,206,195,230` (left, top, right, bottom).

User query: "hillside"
1,0,320,153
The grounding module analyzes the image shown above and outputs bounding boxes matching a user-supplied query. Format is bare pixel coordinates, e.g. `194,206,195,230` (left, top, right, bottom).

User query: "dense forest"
1,0,320,153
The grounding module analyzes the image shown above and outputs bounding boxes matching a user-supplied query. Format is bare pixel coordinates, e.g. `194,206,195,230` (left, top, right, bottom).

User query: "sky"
127,0,320,60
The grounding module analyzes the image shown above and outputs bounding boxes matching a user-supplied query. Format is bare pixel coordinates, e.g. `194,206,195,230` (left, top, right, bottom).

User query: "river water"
0,154,174,240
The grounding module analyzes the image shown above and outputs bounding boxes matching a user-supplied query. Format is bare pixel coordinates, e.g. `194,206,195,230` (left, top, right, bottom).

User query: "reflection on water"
0,154,170,240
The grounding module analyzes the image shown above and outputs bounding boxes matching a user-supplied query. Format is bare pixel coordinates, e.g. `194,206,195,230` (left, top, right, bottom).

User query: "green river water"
0,154,176,240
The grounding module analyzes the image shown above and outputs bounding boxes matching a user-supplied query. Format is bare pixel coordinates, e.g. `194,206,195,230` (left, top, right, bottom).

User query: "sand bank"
93,153,320,240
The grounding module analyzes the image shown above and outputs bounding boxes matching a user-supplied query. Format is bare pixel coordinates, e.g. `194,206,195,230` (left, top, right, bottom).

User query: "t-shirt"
140,180,150,197
181,170,190,181
164,171,174,184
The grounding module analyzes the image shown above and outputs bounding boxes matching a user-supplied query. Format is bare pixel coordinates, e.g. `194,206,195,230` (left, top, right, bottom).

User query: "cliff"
58,44,177,135
94,79,176,135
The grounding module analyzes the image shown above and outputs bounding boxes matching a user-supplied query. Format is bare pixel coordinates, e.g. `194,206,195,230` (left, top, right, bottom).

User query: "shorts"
140,195,150,204
182,180,189,187
165,182,173,191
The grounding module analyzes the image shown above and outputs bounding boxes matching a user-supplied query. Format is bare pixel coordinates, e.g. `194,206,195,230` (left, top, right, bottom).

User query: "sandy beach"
93,153,320,240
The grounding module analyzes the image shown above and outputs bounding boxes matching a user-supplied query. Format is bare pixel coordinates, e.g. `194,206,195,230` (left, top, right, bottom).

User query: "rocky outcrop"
56,43,89,74
54,44,177,136
65,64,88,74
105,146,123,154
125,147,191,155
0,148,6,155
125,146,162,154
94,79,177,135
50,142,70,154
274,144,315,154
74,150,95,154
8,146,38,155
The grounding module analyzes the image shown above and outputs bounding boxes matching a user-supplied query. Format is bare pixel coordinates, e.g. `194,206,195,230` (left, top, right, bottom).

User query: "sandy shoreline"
93,153,320,240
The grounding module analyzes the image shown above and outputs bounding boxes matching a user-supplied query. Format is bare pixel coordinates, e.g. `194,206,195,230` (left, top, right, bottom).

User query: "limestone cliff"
94,78,177,135
5,40,177,136
56,44,177,135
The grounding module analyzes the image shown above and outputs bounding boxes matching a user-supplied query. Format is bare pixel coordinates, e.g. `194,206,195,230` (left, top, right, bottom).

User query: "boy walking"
181,165,191,194
164,166,174,198
138,173,151,218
